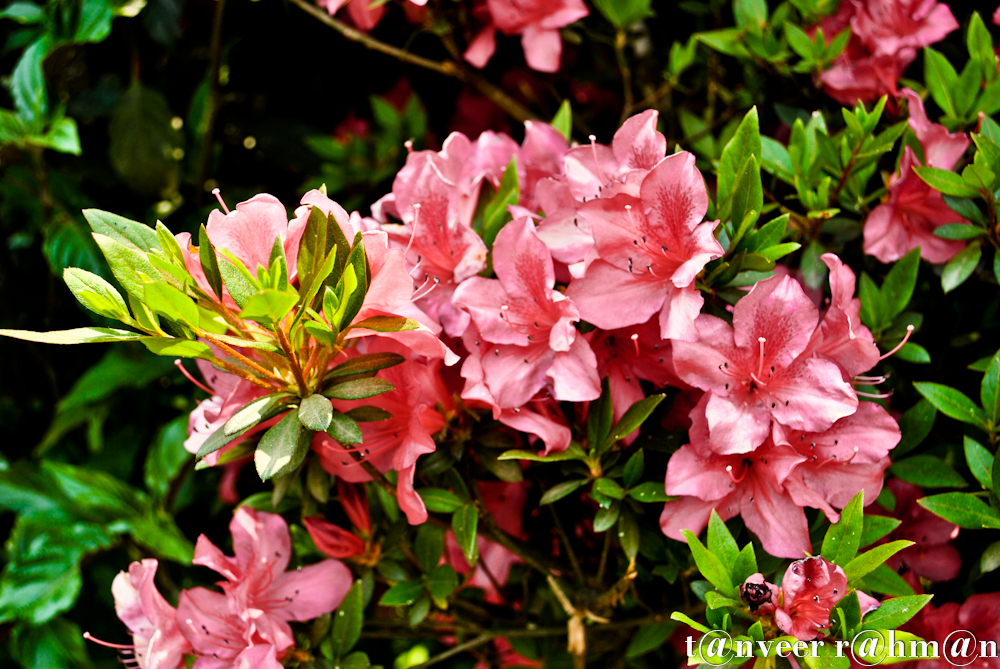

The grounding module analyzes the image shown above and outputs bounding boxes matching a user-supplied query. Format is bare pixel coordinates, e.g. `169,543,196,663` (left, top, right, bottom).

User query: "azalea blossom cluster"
90,508,350,669
815,0,959,105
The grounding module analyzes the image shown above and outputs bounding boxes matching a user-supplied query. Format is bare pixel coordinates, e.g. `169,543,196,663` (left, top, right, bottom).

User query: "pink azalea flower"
453,217,600,408
102,559,192,669
900,89,969,171
775,556,879,641
565,151,723,342
878,479,961,582
303,516,366,559
849,0,958,58
863,147,968,264
446,481,527,603
189,507,353,652
463,0,588,73
899,592,1000,669
659,431,811,558
315,0,425,31
587,318,683,445
314,339,451,524
183,358,268,462
801,254,881,379
775,401,898,518
175,586,276,669
818,48,913,106
672,275,859,455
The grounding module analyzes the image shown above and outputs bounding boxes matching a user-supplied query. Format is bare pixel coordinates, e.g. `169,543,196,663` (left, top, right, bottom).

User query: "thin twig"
411,633,495,668
549,506,585,585
201,332,283,383
274,323,308,393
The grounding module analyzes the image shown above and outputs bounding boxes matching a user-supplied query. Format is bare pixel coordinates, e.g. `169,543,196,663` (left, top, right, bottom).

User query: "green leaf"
498,444,588,462
602,394,665,449
144,416,192,500
141,338,213,360
860,595,933,631
418,488,463,513
623,449,644,489
918,492,1000,529
964,436,994,490
924,47,958,117
82,209,161,254
890,454,966,488
914,166,981,198
858,272,886,330
913,382,986,427
93,233,160,300
12,39,48,123
108,82,183,197
124,508,195,563
414,524,445,573
881,248,920,320
981,540,1000,573
327,411,363,444
217,253,258,308
941,240,981,293
482,157,520,249
143,281,199,329
349,315,420,332
592,0,652,27
618,507,640,560
717,107,761,213
0,519,113,625
452,502,478,564
344,406,391,422
594,477,625,500
681,530,734,596
378,580,424,606
240,289,299,325
298,394,334,431
859,563,916,596
732,543,758,584
844,540,914,581
626,621,675,659
968,12,998,85
224,393,296,437
629,481,671,503
0,327,143,345
588,377,614,449
326,352,406,379
934,223,986,240
426,564,459,604
894,400,936,457
8,617,92,669
822,490,864,566
62,268,130,321
730,154,763,236
331,580,364,660
551,99,572,141
669,611,710,634
254,410,312,481
593,503,620,532
707,510,739,567
324,378,394,401
540,479,588,505
859,515,901,548
197,224,224,299
0,2,44,23
982,350,1000,429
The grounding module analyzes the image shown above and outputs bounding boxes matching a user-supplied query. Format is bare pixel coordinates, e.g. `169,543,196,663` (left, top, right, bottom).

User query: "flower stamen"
211,187,230,214
878,324,915,361
174,359,215,395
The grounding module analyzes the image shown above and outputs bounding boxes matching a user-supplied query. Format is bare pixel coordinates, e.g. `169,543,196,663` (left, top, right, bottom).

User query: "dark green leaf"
941,240,981,293
325,378,394,401
198,224,224,299
618,507,640,560
982,350,1000,428
298,394,334,431
894,400,936,457
593,503,620,532
254,410,312,481
8,617,92,669
452,502,478,564
327,411,363,444
426,564,459,603
622,449,644,489
626,621,675,658
918,492,1000,529
83,209,161,253
418,488,463,513
890,455,967,488
913,382,985,427
482,157,520,249
12,39,48,123
964,436,993,490
602,394,665,449
934,224,987,240
349,315,420,332
594,477,625,500
881,248,920,320
327,352,406,379
414,524,445,573
592,0,652,27
588,377,614,449
924,48,958,117
378,580,424,606
108,83,183,197
858,563,915,596
629,482,671,503
540,479,588,505
344,406,392,422
224,393,296,438
859,515,901,548
331,580,364,659
217,253,258,308
144,416,191,500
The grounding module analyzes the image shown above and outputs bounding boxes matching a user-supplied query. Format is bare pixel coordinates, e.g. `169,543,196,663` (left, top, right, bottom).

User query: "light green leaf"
298,394,334,431
240,289,299,325
0,327,142,344
822,490,864,566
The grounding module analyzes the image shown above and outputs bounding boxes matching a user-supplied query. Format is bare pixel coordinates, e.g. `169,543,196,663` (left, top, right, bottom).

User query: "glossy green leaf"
418,488,464,513
964,436,993,490
298,394,334,431
540,479,588,505
414,524,445,573
254,410,312,481
941,240,981,293
982,350,1000,428
913,382,985,427
452,502,478,564
331,580,364,660
822,490,864,566
844,540,914,581
602,394,665,449
62,268,130,321
628,482,671,503
890,454,966,488
860,595,933,631
198,224,224,299
325,378,394,401
681,530,734,596
327,411,363,444
918,492,1000,529
622,449,644,489
859,515,901,548
378,580,424,606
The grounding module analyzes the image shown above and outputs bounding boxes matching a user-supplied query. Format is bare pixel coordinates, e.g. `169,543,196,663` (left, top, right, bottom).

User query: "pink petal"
659,494,737,543
732,275,818,366
267,559,353,621
547,336,601,402
664,445,736,501
206,194,289,276
497,402,571,454
397,463,428,524
565,260,666,331
612,110,667,171
229,506,293,577
739,476,811,558
766,357,859,433
658,283,704,342
703,392,772,455
520,25,562,72
464,26,497,69
233,644,282,669
346,0,385,30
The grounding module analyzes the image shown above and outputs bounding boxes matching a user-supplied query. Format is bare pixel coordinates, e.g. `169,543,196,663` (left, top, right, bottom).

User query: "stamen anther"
211,188,230,214
878,325,915,360
175,359,215,395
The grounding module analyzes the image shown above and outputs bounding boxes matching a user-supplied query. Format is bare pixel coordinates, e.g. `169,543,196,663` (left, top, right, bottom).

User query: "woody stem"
275,323,309,393
200,333,284,383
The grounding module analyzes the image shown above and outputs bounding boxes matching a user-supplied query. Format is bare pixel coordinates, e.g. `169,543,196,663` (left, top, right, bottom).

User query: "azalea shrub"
3,1,1000,668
